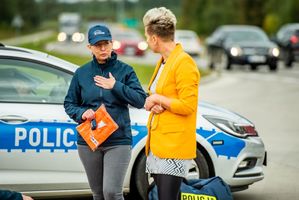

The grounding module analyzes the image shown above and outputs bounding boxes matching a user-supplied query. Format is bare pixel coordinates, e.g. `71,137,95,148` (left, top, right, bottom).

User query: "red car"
111,29,148,56
274,23,299,67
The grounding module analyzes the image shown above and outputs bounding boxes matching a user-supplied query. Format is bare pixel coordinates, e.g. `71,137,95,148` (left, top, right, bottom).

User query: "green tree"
16,0,41,28
0,0,17,26
38,0,60,21
0,0,41,29
263,0,299,34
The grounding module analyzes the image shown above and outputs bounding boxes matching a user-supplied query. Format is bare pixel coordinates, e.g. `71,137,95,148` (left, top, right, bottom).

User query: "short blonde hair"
143,7,177,41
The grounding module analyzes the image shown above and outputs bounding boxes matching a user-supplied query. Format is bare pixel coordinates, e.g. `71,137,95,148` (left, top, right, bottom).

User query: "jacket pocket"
161,124,185,134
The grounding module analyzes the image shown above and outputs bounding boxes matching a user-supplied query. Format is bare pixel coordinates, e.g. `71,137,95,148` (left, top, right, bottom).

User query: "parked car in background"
206,25,280,71
111,28,148,57
273,23,299,68
175,29,203,58
0,44,266,199
57,12,84,43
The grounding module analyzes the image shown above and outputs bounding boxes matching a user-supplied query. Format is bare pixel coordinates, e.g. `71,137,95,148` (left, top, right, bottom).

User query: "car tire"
284,50,293,68
190,149,210,179
209,62,215,70
132,149,210,200
132,152,148,200
250,64,258,71
207,54,215,70
269,62,278,71
220,53,231,70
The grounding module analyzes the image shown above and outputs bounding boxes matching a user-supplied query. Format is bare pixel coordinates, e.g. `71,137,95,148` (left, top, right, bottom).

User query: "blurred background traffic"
1,0,299,83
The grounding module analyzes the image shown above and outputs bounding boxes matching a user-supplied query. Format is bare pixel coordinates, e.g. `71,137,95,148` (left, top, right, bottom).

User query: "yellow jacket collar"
148,43,183,93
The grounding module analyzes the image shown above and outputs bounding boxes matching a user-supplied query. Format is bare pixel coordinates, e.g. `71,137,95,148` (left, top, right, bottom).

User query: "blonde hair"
143,7,177,41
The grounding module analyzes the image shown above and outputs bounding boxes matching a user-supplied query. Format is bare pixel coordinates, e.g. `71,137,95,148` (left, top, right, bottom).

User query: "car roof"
280,23,299,30
217,25,263,32
210,25,268,41
0,44,78,73
175,30,198,38
176,29,197,34
111,28,143,41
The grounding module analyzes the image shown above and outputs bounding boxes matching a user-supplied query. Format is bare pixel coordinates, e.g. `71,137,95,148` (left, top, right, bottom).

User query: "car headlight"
138,41,148,51
72,32,85,42
113,40,121,50
203,115,258,138
57,32,67,42
270,47,280,57
230,47,242,56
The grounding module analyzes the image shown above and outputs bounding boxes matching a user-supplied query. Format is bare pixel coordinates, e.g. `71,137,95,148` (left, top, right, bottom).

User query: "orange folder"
76,104,119,151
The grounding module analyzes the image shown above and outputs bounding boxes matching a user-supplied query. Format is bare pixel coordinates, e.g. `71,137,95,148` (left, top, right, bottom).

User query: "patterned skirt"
146,151,192,178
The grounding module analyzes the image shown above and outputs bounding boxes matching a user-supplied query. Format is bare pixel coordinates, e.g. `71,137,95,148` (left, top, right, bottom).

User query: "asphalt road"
200,62,299,199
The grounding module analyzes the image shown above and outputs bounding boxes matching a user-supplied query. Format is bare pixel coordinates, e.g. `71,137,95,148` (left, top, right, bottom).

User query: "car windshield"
176,32,196,41
227,30,268,42
113,31,141,40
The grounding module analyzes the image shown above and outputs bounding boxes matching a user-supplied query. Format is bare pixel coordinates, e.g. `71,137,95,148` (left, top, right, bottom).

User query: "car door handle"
0,115,29,124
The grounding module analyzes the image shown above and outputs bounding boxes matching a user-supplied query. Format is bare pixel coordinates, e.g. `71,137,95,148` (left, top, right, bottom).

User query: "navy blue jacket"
0,190,22,200
64,52,146,146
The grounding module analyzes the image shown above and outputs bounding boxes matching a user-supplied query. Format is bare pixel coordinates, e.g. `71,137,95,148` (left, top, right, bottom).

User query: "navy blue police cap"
88,25,112,45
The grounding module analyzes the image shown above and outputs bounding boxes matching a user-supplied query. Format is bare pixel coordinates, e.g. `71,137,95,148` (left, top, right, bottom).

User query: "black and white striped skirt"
145,151,192,178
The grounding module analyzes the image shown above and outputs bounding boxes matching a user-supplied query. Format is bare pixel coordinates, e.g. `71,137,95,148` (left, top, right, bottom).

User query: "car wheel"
220,53,231,70
269,62,278,71
187,149,210,180
284,50,293,68
207,54,215,70
209,61,215,70
132,149,210,199
250,64,258,71
132,152,149,200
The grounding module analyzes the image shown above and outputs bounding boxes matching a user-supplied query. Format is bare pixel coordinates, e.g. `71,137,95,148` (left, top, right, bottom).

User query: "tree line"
0,0,298,36
180,0,299,36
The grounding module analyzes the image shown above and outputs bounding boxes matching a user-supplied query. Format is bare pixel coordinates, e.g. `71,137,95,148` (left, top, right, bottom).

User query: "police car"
0,44,266,198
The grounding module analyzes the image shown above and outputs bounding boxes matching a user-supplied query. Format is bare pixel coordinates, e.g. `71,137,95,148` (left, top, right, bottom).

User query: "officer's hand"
22,194,34,200
82,109,95,121
94,73,116,89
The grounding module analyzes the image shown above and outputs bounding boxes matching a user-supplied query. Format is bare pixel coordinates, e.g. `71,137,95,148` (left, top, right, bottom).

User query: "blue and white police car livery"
0,44,266,198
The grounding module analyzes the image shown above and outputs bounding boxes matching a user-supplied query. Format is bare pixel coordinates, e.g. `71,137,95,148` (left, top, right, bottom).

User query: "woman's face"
144,28,158,53
88,40,113,63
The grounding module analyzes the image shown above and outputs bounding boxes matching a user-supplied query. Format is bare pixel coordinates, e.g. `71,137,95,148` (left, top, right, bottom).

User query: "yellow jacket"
146,44,200,159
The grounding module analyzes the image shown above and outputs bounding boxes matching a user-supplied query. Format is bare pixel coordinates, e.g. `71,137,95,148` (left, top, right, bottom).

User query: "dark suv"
274,23,299,67
206,25,280,71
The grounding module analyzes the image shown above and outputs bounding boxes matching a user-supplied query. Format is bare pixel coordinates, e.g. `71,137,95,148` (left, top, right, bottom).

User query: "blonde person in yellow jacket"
143,7,200,200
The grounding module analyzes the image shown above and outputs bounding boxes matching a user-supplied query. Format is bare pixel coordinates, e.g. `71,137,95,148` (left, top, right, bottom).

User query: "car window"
0,58,72,104
277,26,288,40
226,30,268,42
176,33,197,41
112,31,141,40
213,27,226,37
210,28,227,43
277,25,299,41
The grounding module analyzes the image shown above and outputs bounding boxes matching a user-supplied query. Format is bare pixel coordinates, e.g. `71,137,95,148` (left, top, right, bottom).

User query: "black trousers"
152,174,183,200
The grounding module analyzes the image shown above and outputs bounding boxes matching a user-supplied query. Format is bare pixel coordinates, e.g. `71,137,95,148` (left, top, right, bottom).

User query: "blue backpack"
148,176,233,200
